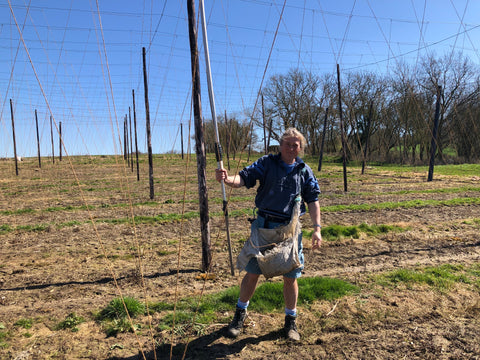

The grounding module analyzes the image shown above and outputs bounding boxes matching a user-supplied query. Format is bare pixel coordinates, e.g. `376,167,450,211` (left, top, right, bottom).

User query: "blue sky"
1,0,480,158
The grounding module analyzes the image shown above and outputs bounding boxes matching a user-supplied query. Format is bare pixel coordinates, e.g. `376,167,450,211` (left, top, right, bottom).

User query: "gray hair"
279,127,306,150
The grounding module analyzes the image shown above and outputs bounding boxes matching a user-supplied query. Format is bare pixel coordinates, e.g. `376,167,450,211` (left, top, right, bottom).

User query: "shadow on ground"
108,326,284,360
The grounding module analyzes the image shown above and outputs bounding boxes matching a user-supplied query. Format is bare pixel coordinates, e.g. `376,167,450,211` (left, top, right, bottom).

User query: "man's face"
280,136,302,163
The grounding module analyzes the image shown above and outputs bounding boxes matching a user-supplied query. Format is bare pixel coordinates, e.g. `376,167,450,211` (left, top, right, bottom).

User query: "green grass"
57,220,83,228
322,197,480,213
305,223,404,241
252,277,359,311
97,296,146,321
378,264,472,291
14,318,33,329
16,224,49,232
0,208,35,215
0,323,9,349
96,296,146,337
0,224,12,234
151,276,358,332
302,158,480,177
432,163,480,176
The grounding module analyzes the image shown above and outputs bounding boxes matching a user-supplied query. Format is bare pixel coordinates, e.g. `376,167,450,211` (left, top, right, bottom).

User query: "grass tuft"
97,296,145,320
97,296,145,337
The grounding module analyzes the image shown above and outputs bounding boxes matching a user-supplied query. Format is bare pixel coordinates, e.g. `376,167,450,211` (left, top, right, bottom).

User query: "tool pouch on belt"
236,196,302,279
255,196,302,278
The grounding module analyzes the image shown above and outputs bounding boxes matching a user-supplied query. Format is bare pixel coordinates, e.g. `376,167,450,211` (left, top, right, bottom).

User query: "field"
1,154,480,360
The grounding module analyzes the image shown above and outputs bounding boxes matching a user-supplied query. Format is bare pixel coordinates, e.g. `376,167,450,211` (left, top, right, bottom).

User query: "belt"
257,210,290,224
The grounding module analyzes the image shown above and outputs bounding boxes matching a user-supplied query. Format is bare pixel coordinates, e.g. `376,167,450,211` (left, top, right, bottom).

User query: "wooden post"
50,115,55,164
247,121,253,162
10,99,19,176
428,86,442,182
318,107,329,172
59,121,62,161
267,117,273,154
125,115,129,165
187,0,212,272
180,123,184,160
35,109,41,168
129,107,133,171
337,64,348,192
123,116,127,161
262,93,267,154
143,47,154,199
132,89,140,181
361,102,373,175
199,0,234,275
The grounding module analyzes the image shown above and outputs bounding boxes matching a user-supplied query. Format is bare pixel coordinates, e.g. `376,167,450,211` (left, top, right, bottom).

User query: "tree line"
202,51,480,165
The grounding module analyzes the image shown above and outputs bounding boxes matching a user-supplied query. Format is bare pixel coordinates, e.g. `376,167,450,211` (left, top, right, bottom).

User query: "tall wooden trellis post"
199,0,234,275
10,99,18,176
142,47,154,200
132,89,140,181
50,115,54,164
318,107,329,172
59,121,62,161
123,115,128,161
129,107,133,171
428,85,442,182
337,64,348,192
180,123,184,160
35,109,41,168
187,0,212,272
361,102,373,175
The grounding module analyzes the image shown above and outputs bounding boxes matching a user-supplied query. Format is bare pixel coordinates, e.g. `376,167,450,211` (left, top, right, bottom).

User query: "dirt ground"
0,155,479,360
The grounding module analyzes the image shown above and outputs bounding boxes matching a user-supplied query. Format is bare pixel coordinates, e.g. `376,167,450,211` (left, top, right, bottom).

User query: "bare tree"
202,116,257,156
261,68,322,147
418,52,476,162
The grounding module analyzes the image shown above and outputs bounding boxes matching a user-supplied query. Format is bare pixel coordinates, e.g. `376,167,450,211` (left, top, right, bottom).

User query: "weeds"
0,323,9,349
14,318,33,329
55,313,85,332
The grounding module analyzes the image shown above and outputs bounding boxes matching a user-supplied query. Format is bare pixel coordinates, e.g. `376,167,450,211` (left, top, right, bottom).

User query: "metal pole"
199,0,234,275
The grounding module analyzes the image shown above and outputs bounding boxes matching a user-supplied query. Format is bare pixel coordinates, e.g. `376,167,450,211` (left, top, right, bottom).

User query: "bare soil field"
1,155,479,360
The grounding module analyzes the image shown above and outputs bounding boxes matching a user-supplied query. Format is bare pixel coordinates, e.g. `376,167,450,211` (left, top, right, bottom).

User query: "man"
215,127,322,341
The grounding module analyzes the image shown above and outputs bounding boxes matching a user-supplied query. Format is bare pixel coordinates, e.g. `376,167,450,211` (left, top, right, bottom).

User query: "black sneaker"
284,314,300,341
226,306,247,338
